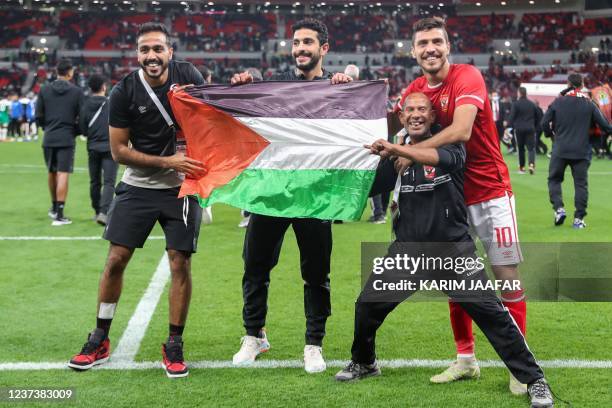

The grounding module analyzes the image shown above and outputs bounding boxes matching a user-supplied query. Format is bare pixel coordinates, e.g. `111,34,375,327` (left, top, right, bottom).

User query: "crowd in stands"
1,8,610,54
1,7,610,109
175,13,275,52
0,64,28,94
0,10,55,48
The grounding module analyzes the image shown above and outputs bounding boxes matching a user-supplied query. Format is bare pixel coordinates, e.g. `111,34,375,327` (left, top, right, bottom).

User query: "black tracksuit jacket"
370,142,470,243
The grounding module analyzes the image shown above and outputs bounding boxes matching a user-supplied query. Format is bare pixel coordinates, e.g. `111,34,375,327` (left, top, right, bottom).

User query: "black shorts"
43,146,75,173
103,182,202,253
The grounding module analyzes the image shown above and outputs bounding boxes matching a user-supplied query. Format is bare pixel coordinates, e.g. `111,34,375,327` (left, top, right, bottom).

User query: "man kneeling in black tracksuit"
335,92,555,408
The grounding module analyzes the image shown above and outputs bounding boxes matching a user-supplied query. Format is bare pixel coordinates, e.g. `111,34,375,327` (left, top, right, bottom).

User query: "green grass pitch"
1,140,611,407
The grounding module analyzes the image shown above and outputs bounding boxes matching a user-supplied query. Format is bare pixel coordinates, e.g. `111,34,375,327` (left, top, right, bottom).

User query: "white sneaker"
430,359,480,383
51,217,72,226
232,332,270,366
238,216,250,228
304,345,326,373
509,373,528,395
201,206,213,225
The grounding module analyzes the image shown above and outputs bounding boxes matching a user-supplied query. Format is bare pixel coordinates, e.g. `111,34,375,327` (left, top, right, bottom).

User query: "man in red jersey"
395,17,527,395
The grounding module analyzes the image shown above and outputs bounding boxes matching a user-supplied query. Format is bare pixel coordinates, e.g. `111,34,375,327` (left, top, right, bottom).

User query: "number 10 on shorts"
495,227,513,248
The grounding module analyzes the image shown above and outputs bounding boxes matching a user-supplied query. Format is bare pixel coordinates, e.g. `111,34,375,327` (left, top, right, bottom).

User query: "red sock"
501,289,527,336
449,300,474,355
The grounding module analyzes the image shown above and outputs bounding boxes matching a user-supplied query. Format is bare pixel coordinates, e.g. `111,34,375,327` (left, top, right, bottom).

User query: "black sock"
52,201,58,212
57,201,65,218
169,324,184,337
96,318,112,339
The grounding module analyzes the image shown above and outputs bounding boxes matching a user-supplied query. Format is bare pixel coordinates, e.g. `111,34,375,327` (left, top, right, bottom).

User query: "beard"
140,58,169,79
418,54,447,75
293,51,321,73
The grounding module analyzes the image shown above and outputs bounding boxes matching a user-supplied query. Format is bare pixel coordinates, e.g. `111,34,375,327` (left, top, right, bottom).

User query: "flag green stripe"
194,168,375,221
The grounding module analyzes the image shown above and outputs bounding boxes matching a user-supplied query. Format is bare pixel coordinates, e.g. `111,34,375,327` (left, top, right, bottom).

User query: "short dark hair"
291,18,328,46
56,59,73,76
88,74,106,93
568,73,583,89
412,17,449,44
137,22,171,45
199,66,212,82
518,86,527,98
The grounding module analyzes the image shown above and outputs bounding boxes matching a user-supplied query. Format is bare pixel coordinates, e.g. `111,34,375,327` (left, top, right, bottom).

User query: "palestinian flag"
168,80,388,221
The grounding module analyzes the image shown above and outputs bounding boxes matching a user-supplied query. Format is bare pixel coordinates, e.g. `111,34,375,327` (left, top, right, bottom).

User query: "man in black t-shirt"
68,23,206,379
230,18,352,374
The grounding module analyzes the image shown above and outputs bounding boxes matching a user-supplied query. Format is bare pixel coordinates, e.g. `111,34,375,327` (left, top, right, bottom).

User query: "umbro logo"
138,106,147,113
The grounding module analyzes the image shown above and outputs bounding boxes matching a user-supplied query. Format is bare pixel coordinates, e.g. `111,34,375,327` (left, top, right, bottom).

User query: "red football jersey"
399,64,512,206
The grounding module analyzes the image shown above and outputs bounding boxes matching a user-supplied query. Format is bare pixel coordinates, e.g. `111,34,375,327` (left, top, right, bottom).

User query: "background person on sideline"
79,74,118,226
508,86,541,174
36,59,84,226
542,73,612,229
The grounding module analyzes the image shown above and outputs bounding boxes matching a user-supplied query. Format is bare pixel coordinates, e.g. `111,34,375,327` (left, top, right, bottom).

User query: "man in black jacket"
36,59,84,226
229,18,352,374
79,74,118,226
335,92,555,408
509,87,541,174
542,73,612,228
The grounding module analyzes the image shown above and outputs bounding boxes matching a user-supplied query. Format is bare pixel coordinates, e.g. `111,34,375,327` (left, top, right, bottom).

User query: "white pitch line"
1,359,611,371
0,236,165,241
110,253,171,363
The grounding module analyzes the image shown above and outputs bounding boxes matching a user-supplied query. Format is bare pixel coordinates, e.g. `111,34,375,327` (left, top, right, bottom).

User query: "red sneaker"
68,329,110,371
162,335,189,378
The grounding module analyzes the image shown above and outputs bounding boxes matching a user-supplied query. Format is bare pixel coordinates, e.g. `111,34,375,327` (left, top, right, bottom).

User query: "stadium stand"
0,3,610,109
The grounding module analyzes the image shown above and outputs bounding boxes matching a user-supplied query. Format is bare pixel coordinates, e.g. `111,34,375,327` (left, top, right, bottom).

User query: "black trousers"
515,129,536,168
536,132,548,155
372,192,390,218
350,252,544,385
8,118,21,138
242,214,333,346
548,155,590,219
88,150,118,215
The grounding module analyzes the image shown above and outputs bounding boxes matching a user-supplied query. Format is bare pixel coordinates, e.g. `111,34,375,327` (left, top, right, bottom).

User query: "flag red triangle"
169,90,270,199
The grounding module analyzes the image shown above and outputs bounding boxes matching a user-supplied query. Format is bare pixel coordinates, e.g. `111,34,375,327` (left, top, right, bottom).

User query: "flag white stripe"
247,143,379,171
236,117,385,171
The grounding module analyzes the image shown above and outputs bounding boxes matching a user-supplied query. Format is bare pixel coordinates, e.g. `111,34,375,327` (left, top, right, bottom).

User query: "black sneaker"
52,216,72,226
162,335,189,378
335,361,381,382
528,378,554,408
48,207,57,219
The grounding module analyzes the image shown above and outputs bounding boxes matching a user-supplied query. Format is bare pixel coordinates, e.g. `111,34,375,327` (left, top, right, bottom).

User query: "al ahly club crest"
424,165,436,180
440,94,449,112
